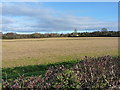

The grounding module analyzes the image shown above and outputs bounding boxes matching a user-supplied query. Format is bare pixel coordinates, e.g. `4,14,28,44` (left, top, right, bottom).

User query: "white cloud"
2,3,118,33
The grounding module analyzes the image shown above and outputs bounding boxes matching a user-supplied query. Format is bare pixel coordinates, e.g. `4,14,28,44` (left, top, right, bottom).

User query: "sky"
1,2,118,34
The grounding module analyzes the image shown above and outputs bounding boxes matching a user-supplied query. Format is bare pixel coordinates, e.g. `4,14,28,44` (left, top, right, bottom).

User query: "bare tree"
101,28,108,32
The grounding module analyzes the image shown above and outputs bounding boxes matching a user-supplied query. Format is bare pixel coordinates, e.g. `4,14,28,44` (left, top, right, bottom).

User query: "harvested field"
2,37,118,68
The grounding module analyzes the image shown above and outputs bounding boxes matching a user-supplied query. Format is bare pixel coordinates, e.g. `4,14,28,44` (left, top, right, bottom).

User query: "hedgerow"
2,55,120,89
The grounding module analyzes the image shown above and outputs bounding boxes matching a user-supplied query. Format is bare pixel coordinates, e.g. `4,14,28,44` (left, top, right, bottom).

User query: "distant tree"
4,32,17,39
31,33,41,38
6,32,16,36
74,28,77,34
101,28,108,32
2,31,120,39
73,28,79,36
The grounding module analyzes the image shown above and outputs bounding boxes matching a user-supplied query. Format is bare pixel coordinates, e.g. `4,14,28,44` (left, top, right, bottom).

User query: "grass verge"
2,59,79,80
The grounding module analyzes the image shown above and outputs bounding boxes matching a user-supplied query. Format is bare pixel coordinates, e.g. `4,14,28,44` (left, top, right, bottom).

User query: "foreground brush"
2,55,120,89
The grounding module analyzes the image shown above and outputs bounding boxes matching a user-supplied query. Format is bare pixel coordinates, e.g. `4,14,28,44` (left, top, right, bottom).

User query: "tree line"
2,31,120,39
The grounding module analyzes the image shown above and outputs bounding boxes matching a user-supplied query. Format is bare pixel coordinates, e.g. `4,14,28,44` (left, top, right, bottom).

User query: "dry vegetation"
2,37,118,68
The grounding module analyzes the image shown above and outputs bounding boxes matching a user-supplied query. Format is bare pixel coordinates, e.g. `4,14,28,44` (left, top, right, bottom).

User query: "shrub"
2,55,120,89
54,69,80,88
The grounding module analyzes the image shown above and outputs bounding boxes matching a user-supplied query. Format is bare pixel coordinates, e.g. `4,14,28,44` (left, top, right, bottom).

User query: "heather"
2,55,120,89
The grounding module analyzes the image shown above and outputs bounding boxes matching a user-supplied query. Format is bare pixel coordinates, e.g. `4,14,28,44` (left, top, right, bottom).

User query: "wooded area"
2,31,120,39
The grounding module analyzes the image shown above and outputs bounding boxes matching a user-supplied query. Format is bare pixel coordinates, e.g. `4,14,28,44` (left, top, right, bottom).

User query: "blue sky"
1,2,118,34
43,2,117,21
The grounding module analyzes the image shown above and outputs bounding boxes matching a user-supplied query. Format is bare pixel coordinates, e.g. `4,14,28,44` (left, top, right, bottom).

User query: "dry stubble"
2,37,118,68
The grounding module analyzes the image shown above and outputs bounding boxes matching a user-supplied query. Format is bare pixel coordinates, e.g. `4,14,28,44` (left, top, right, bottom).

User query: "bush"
2,55,120,89
54,69,80,88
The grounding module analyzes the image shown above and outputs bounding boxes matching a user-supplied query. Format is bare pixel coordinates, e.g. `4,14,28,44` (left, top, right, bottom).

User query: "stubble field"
2,37,118,68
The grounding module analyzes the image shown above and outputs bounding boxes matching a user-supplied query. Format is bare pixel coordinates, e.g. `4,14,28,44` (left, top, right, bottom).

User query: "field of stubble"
2,37,118,68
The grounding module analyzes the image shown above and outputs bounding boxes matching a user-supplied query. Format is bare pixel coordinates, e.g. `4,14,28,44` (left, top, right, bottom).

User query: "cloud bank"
1,3,118,33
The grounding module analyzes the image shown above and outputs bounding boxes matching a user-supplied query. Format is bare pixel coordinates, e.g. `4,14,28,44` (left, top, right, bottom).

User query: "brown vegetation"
2,37,118,68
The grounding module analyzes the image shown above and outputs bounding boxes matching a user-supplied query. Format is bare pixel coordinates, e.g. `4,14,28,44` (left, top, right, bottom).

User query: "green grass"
2,59,79,80
3,55,119,80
